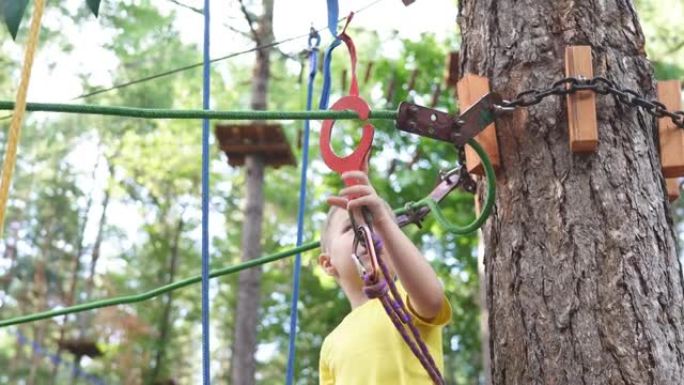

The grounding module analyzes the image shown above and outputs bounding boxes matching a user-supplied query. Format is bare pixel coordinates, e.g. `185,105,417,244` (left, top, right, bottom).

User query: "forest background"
0,0,682,384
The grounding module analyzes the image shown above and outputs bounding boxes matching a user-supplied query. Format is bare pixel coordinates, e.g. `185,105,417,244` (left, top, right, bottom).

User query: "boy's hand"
327,171,394,229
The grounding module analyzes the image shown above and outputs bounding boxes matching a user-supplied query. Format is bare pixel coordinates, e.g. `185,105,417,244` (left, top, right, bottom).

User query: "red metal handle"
319,95,374,185
319,13,374,187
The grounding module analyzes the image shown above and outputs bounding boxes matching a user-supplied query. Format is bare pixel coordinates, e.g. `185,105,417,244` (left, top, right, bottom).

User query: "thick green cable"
396,139,496,234
0,101,397,121
0,139,497,329
0,241,319,328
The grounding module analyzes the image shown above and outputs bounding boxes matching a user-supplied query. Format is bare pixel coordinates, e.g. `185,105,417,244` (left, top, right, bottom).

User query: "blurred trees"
0,1,680,384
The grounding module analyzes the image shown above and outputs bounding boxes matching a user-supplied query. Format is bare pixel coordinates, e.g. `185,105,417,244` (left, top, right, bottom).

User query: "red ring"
320,95,374,184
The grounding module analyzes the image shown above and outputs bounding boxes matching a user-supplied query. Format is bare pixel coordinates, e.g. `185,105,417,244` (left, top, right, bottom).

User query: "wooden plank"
456,74,501,175
218,143,290,154
657,80,684,177
667,178,680,202
214,123,296,167
565,46,598,152
473,174,482,215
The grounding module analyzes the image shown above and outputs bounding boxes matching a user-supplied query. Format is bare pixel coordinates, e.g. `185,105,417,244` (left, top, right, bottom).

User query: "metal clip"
396,92,503,146
395,165,467,228
308,26,320,49
438,166,461,184
493,102,516,114
352,225,380,281
351,253,367,276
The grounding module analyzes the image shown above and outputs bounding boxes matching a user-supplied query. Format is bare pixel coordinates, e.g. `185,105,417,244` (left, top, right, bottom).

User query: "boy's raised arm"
327,170,445,320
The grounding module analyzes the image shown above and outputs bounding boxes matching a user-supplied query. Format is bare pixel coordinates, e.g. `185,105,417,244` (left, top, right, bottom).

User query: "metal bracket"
395,167,464,228
396,92,503,146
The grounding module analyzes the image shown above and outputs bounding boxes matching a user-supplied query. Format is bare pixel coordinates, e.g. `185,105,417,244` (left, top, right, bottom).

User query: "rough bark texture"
230,1,273,384
231,155,265,385
478,234,492,385
458,1,684,384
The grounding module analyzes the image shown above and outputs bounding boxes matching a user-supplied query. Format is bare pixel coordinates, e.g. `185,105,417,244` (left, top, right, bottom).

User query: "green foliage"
1,0,28,40
86,0,101,17
635,0,684,80
1,0,100,41
0,2,682,385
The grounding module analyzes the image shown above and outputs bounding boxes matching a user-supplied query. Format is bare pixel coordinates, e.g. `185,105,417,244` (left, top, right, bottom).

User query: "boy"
318,170,452,385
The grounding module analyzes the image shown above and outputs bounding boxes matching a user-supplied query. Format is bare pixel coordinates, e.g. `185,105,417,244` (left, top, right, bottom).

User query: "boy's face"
319,208,365,286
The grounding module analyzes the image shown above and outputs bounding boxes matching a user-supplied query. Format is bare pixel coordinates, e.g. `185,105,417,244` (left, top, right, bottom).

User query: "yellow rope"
0,0,46,238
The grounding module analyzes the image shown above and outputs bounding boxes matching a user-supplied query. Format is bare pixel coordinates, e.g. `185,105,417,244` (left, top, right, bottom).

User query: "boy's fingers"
339,184,373,197
327,196,348,208
346,195,379,211
341,171,369,185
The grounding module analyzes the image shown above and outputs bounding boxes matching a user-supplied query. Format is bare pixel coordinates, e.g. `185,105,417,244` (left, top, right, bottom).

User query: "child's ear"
318,253,337,277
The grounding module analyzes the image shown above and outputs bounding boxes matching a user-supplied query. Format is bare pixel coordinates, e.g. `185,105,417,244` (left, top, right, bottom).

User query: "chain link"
500,76,684,128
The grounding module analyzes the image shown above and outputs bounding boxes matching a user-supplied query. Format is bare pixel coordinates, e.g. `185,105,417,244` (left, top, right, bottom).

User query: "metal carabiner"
307,26,321,50
352,225,380,282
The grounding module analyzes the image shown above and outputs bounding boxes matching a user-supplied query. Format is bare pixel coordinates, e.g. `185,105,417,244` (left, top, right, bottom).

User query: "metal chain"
500,76,684,128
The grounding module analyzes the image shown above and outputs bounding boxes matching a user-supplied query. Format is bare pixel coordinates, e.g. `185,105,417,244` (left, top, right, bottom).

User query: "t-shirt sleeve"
319,337,335,385
405,292,452,328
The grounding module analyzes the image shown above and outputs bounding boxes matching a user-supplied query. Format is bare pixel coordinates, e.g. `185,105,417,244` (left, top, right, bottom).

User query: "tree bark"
477,232,491,385
230,156,265,385
230,1,273,384
458,1,684,384
148,217,184,385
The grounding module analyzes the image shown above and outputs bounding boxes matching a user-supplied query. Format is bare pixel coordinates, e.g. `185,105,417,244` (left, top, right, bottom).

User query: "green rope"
0,140,497,329
0,241,319,328
0,101,398,121
395,139,496,234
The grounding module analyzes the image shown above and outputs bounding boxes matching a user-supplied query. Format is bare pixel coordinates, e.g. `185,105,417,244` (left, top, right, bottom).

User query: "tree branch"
237,0,261,46
165,0,203,14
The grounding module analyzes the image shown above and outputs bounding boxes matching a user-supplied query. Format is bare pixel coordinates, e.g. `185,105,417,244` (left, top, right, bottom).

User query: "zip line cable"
0,242,320,328
0,140,497,329
0,101,398,120
200,0,212,383
0,0,46,239
0,0,385,121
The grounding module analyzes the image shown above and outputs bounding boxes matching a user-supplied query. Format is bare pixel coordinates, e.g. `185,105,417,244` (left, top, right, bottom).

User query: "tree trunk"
477,232,491,385
50,154,102,385
148,217,184,385
27,258,48,385
230,156,265,385
229,1,273,385
458,1,684,384
77,178,111,339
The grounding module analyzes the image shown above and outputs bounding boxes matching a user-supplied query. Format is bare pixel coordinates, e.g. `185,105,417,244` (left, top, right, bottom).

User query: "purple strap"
362,232,445,385
363,278,389,298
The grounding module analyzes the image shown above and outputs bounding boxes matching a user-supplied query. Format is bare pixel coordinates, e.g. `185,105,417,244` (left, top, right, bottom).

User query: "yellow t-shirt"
319,285,452,385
